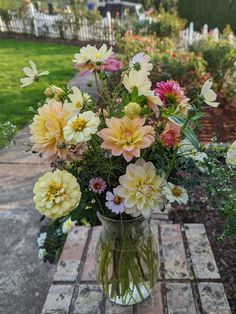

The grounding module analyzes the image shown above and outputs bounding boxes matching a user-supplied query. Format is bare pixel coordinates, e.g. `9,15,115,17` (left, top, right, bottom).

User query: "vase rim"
97,211,146,223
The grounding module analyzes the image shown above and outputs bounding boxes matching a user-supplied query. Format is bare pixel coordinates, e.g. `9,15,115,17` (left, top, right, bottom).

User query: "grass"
0,39,79,129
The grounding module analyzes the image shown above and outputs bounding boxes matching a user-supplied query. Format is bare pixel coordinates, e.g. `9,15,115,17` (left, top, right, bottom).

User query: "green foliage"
190,37,236,91
201,141,236,239
43,219,67,263
0,121,16,150
177,0,236,33
147,9,186,38
0,39,78,129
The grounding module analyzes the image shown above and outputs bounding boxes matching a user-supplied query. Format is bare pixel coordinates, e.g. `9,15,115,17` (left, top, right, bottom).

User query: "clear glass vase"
95,213,159,306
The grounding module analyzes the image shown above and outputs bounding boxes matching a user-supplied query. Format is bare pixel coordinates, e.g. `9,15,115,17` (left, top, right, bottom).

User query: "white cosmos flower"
63,111,100,144
200,80,219,107
85,44,113,63
105,188,125,214
129,53,153,73
20,61,49,87
123,70,152,96
164,183,189,204
73,46,91,65
73,44,113,65
226,140,236,166
64,87,84,113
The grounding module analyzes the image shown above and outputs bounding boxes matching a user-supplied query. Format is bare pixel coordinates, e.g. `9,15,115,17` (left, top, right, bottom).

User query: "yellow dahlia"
33,170,81,219
97,116,155,162
117,159,166,217
30,101,69,163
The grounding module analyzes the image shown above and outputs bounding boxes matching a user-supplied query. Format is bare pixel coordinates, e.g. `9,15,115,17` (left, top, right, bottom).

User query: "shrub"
150,51,210,98
177,0,236,33
190,37,236,98
147,9,186,38
116,31,175,61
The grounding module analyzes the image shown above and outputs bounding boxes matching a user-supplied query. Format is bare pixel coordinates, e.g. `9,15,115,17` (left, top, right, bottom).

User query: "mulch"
198,99,236,143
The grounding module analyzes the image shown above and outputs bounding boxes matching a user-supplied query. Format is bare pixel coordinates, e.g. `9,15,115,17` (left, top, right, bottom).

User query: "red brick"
53,226,89,282
81,226,102,281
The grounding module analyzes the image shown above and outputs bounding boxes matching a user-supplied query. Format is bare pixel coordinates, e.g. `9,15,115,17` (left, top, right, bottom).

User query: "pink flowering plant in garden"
21,44,235,303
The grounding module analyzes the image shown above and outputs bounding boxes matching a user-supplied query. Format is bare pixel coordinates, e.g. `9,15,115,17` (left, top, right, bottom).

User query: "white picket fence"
0,4,116,44
179,22,221,49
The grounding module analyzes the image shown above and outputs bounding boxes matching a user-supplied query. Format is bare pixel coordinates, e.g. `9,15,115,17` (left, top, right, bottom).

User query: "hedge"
177,0,236,32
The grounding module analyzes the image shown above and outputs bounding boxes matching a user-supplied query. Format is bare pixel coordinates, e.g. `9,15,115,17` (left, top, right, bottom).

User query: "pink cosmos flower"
154,80,188,106
105,188,125,214
160,122,181,148
89,177,107,194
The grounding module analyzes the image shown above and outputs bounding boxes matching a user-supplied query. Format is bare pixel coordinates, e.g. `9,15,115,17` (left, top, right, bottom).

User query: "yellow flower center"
71,117,86,131
114,195,123,205
75,101,81,108
95,53,101,59
137,182,153,197
123,129,134,145
172,186,182,197
46,182,65,202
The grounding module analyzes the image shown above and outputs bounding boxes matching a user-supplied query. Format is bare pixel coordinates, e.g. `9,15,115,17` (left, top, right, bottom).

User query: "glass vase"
95,213,159,306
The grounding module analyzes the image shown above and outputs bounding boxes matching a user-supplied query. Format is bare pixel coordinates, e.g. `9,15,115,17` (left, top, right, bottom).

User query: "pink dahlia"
89,178,107,194
160,122,181,148
101,55,123,72
154,80,187,106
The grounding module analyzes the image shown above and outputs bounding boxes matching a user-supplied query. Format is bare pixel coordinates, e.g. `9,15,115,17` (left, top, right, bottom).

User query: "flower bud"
44,87,54,98
124,102,141,119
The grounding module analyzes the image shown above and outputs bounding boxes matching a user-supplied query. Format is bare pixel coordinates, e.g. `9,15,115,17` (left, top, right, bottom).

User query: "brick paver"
41,221,232,314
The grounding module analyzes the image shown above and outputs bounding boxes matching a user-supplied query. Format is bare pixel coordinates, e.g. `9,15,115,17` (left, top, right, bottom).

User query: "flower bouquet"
21,44,221,305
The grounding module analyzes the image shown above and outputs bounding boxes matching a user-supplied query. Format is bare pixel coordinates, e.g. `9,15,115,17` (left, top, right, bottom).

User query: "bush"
147,9,186,38
190,37,236,98
177,0,236,33
116,31,174,61
150,51,210,98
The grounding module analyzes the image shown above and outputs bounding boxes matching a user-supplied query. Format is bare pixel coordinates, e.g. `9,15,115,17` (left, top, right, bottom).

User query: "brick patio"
41,216,231,314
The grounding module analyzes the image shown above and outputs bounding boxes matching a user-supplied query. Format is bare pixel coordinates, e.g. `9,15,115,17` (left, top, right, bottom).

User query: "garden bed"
199,100,236,143
170,208,236,313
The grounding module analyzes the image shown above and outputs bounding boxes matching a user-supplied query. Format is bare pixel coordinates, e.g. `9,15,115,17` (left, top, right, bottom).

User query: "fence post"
28,3,39,37
106,11,112,45
0,15,4,32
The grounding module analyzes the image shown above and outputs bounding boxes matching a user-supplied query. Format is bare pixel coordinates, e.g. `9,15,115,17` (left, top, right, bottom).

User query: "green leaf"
168,115,185,126
190,112,204,121
183,127,199,150
131,87,139,102
121,90,130,105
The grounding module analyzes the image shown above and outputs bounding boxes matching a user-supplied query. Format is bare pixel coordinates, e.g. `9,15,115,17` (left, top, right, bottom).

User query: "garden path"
0,73,97,314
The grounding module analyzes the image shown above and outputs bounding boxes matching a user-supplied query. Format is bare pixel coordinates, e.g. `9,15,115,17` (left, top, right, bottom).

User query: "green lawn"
0,39,79,129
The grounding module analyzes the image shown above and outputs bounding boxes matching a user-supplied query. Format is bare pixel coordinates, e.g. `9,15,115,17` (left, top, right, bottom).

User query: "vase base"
107,282,151,306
